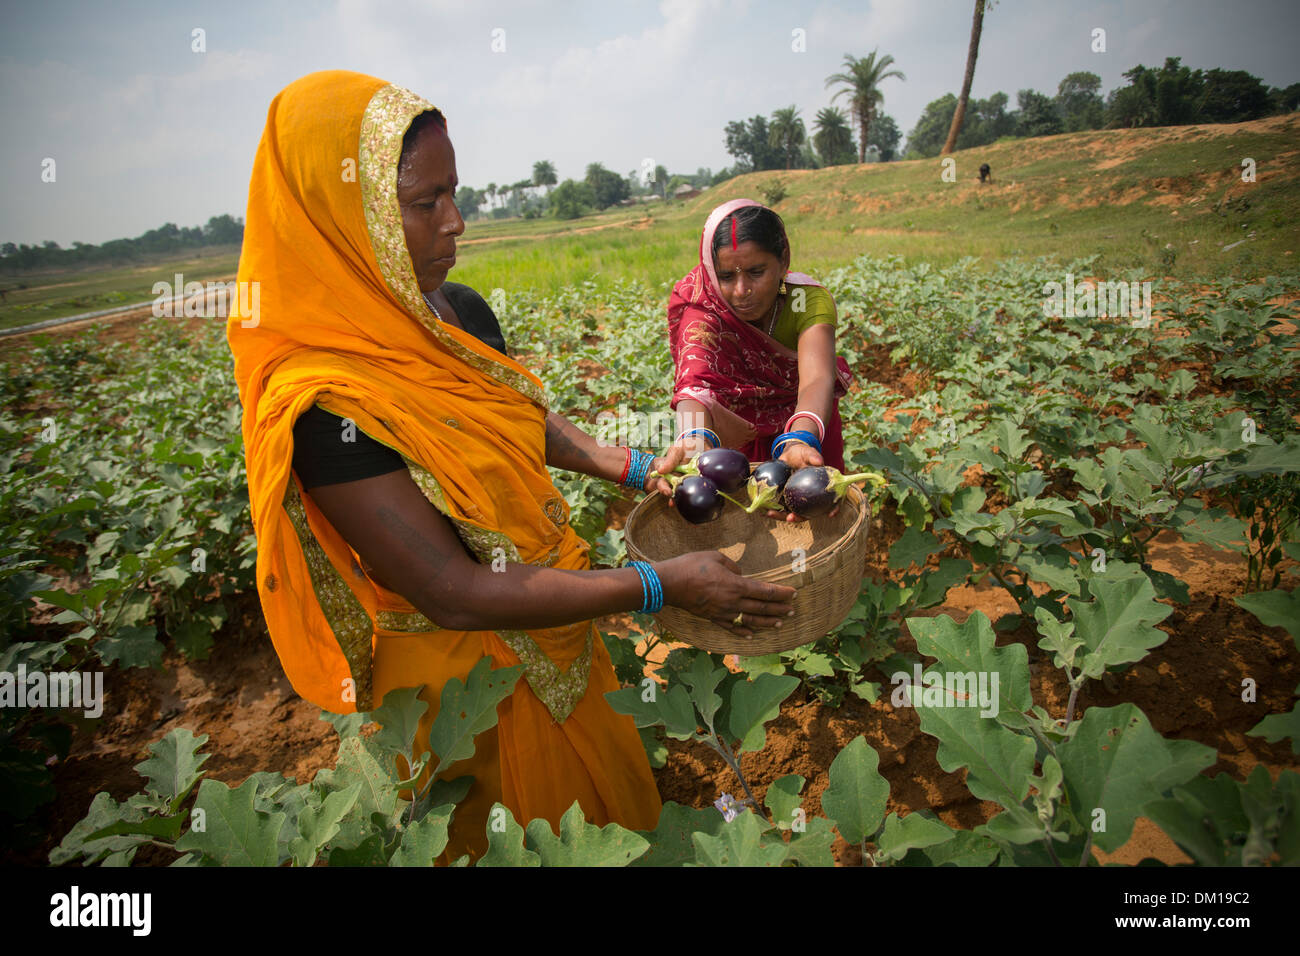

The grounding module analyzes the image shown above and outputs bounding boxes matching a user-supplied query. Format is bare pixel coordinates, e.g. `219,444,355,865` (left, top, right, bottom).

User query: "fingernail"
787,609,795,616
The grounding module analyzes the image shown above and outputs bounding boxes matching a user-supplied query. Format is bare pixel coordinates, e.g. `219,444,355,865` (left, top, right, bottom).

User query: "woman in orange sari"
227,71,795,863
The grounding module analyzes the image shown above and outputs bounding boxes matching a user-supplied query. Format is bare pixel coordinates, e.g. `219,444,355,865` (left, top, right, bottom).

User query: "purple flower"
713,793,742,823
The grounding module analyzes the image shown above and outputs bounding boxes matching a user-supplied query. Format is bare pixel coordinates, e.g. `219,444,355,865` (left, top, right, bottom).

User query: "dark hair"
711,204,789,263
398,109,448,172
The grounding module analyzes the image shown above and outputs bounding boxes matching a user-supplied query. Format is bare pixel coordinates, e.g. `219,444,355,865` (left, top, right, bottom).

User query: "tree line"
1,215,244,275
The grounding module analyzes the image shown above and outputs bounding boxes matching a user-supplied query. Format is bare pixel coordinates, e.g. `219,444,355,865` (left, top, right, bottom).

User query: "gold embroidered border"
376,609,439,633
403,458,591,722
357,83,548,411
283,483,374,711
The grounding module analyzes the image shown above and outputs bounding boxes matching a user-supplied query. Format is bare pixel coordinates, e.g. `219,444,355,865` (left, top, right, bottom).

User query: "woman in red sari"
668,199,853,492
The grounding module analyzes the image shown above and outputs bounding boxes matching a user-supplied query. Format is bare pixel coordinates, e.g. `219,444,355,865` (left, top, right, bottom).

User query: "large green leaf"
690,810,786,867
94,624,164,670
909,830,1000,867
889,526,942,570
821,736,889,845
289,783,361,867
1144,767,1300,866
49,792,147,866
426,658,523,773
388,804,454,866
477,803,540,867
524,801,648,866
134,728,210,814
780,816,838,867
174,777,288,866
605,681,698,740
678,653,727,726
764,774,806,829
369,686,430,757
631,802,723,867
1069,575,1173,677
907,611,1033,718
727,672,799,752
875,812,956,862
1234,589,1300,643
1057,703,1216,854
1248,700,1300,755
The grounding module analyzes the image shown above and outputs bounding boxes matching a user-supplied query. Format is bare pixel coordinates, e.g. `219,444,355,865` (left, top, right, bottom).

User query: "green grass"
0,248,240,331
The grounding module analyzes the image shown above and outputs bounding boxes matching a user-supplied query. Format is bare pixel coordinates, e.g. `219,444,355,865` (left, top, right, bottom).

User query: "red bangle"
618,446,632,484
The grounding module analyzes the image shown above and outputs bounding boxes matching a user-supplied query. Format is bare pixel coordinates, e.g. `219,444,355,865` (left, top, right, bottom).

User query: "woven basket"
623,484,870,655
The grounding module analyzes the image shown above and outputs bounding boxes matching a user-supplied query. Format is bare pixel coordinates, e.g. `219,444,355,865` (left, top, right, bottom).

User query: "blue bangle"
624,449,655,489
772,429,822,458
628,561,663,613
678,428,720,449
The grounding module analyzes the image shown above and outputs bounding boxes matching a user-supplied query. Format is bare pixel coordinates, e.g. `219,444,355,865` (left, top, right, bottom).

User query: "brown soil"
6,295,1299,869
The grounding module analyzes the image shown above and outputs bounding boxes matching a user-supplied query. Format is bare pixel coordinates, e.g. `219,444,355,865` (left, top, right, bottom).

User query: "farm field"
2,121,1299,868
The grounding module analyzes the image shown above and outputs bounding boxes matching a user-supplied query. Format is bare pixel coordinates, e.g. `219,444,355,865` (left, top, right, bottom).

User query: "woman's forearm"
674,398,715,454
544,411,625,481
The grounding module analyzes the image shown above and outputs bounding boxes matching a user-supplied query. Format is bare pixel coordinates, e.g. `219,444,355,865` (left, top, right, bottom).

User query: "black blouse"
291,283,508,489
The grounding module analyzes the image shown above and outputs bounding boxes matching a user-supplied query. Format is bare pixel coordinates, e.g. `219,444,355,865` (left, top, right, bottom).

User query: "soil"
5,298,1299,869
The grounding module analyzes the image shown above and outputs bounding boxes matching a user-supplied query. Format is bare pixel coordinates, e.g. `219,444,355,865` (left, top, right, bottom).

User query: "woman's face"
713,240,789,323
397,123,464,293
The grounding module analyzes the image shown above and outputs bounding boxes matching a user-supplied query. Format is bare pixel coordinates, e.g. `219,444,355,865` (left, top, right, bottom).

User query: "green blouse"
763,284,836,351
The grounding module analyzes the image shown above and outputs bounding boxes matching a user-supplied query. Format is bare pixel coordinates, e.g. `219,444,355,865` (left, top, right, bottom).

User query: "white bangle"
785,411,825,442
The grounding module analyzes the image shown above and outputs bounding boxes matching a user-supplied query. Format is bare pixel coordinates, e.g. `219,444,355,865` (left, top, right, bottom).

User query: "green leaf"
1034,606,1085,673
94,624,164,670
889,526,942,570
1234,589,1300,643
906,611,1033,719
875,812,956,862
289,783,361,867
1248,702,1300,755
369,685,430,756
764,774,806,828
678,653,727,726
690,810,785,866
477,803,540,867
525,801,649,866
913,558,974,608
426,658,523,774
49,792,144,866
313,733,402,833
1070,575,1174,677
631,802,723,867
636,725,667,769
1057,703,1216,854
821,736,889,844
389,804,455,866
781,816,838,867
134,728,210,814
736,653,786,677
174,777,288,866
605,681,698,740
790,650,835,678
727,672,799,752
912,830,1001,867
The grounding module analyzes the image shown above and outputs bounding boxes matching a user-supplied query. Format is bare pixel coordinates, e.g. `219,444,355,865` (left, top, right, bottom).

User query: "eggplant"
694,447,751,494
673,474,726,524
744,460,793,513
781,466,886,518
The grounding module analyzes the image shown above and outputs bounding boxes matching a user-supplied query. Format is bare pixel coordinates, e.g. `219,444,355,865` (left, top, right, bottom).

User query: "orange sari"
226,70,661,862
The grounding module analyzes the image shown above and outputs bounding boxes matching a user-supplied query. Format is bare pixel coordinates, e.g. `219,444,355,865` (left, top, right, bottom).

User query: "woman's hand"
656,551,796,638
644,443,686,497
767,442,836,523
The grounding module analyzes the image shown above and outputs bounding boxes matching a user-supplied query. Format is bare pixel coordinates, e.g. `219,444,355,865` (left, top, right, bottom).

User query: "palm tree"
825,50,906,164
768,106,806,169
812,107,856,166
532,160,557,194
941,0,989,155
485,182,498,212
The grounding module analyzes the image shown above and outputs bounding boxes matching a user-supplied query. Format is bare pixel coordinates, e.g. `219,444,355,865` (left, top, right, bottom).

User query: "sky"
1,0,1297,246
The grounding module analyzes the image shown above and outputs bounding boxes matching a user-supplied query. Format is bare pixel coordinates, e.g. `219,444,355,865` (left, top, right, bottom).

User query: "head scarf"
226,71,586,716
668,198,852,454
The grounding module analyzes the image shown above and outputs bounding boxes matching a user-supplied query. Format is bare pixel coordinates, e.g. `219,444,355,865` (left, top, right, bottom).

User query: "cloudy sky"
2,0,1297,246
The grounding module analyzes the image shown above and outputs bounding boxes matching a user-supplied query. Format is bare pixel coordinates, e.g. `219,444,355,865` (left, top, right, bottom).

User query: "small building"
674,184,701,200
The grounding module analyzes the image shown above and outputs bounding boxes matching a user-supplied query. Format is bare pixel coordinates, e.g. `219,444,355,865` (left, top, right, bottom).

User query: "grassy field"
0,247,240,331
3,111,1296,330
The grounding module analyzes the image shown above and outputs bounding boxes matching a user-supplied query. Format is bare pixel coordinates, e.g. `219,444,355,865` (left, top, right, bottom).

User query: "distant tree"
942,0,988,155
1015,88,1063,137
905,94,958,158
826,49,905,163
203,214,243,245
1106,57,1203,128
584,163,629,209
1269,82,1300,113
654,164,669,197
813,107,856,166
550,179,594,219
905,92,1013,157
1197,69,1273,123
768,105,807,169
724,115,782,172
532,160,557,193
1056,71,1105,131
485,183,498,212
455,185,481,218
866,113,900,161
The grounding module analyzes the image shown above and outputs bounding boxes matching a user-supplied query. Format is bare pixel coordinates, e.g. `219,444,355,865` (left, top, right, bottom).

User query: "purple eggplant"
781,466,886,518
694,447,751,494
744,460,793,513
674,474,725,524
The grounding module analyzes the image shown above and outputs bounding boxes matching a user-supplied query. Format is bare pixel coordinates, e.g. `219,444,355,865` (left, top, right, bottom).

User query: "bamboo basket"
623,484,870,655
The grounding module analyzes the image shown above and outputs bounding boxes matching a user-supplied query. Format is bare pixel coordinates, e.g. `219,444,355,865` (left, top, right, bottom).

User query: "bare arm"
778,323,837,471
544,411,678,496
305,468,796,636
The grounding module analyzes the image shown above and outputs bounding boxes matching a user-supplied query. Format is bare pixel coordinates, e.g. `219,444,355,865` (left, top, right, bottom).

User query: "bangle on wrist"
627,561,664,613
784,411,826,442
772,429,822,459
617,446,632,485
675,427,720,449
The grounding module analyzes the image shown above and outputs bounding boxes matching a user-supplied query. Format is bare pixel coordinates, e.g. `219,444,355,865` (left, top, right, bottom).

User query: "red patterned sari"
668,198,853,469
